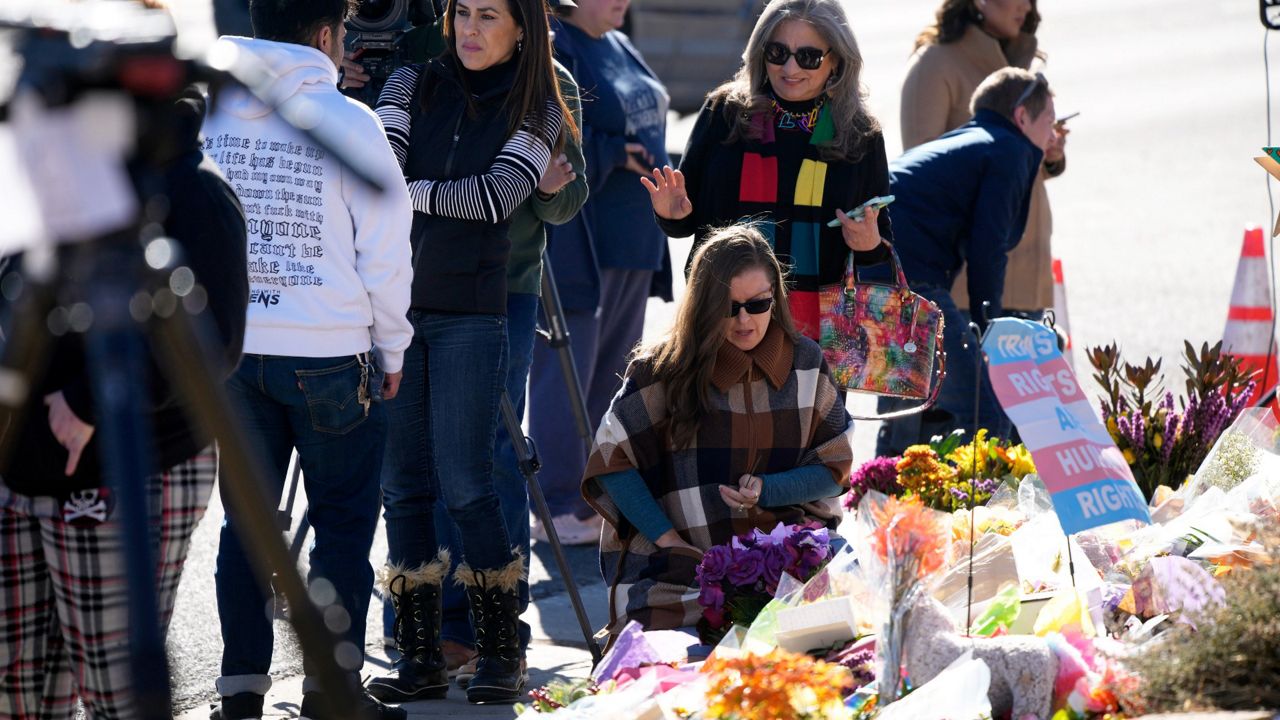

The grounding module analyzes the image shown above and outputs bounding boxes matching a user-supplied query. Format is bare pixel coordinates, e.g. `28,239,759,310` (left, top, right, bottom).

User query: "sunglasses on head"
763,42,828,70
727,296,774,317
1013,71,1048,110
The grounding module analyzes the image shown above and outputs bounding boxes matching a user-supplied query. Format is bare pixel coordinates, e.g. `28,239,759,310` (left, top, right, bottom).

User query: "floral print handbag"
818,245,947,418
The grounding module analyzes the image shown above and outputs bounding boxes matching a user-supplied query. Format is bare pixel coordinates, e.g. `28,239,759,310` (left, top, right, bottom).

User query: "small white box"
774,596,859,653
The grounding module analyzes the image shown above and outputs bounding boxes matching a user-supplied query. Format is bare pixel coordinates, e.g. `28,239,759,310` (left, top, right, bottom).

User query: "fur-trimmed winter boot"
366,551,451,703
455,550,526,704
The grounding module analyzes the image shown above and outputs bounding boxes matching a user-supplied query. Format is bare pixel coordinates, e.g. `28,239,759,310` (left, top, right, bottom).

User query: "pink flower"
702,605,726,628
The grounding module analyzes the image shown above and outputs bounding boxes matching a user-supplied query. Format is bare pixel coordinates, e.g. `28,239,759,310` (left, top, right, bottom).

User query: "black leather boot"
455,551,526,704
367,551,451,703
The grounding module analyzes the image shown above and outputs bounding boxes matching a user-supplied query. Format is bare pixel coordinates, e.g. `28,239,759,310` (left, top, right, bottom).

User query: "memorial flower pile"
694,522,834,643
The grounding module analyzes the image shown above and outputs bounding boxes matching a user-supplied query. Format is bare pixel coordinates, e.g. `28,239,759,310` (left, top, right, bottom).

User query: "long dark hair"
436,0,578,149
913,0,1040,52
710,0,880,164
638,224,798,450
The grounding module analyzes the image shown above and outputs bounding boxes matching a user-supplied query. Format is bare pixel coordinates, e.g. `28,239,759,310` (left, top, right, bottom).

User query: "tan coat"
899,25,1060,312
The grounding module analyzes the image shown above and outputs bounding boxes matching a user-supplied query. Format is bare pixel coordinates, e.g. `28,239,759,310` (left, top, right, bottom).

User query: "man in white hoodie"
202,2,413,719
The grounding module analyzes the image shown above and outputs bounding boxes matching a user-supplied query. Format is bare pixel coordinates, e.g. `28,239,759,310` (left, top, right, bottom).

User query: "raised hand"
640,166,693,221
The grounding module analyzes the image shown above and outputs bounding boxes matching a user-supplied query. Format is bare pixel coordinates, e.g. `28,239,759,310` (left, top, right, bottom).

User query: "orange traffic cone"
1222,226,1278,405
1051,258,1076,373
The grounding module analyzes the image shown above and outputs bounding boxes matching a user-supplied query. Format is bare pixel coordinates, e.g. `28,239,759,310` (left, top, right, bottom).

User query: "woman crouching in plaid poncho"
582,223,859,642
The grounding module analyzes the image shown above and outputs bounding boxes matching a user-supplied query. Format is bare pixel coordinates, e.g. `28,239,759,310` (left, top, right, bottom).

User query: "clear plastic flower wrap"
852,491,953,704
1187,407,1280,497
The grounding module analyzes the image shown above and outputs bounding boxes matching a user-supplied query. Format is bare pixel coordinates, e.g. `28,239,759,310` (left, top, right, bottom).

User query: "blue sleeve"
965,143,1041,325
598,469,674,542
554,31,629,192
758,464,844,507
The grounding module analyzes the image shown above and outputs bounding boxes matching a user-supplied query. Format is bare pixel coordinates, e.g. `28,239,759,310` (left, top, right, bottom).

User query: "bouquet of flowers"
1088,340,1255,500
844,455,903,511
695,522,834,644
858,493,951,704
891,429,1037,512
514,679,600,714
703,648,854,720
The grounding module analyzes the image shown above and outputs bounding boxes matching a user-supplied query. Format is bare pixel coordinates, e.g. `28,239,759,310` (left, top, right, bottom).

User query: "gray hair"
710,0,880,162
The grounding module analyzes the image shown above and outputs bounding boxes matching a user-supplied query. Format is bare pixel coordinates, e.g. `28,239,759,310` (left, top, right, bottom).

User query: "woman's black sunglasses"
727,297,775,317
763,42,828,70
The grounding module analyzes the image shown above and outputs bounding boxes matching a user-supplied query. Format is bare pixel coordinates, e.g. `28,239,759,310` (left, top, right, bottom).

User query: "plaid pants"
0,448,217,720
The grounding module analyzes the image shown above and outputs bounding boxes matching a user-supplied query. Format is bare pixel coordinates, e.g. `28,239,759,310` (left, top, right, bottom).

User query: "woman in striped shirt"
368,0,578,706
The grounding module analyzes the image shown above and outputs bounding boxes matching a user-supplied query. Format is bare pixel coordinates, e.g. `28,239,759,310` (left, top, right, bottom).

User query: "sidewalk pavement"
176,584,609,720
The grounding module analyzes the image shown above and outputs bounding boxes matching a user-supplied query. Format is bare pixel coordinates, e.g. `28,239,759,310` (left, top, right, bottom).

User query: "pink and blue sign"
982,318,1151,534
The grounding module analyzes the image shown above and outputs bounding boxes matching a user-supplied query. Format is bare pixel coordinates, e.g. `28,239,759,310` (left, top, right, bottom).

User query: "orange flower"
869,495,949,577
704,649,852,720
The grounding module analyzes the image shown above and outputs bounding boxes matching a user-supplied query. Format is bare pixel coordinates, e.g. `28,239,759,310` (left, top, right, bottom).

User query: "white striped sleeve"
373,64,421,171
407,99,564,224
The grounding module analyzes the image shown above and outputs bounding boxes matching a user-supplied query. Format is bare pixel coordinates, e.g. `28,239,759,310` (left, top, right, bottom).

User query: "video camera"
344,0,440,107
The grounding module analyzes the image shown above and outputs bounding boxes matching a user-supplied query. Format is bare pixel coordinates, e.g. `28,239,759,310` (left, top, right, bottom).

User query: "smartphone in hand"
827,195,895,228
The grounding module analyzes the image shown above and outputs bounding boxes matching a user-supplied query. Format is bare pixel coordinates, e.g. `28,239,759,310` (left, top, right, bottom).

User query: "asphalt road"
162,0,1264,715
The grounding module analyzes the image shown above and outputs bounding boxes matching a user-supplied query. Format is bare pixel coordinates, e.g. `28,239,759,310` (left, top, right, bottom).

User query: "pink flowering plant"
843,455,903,511
694,521,834,644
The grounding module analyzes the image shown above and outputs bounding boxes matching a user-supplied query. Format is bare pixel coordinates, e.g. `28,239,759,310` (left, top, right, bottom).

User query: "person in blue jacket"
527,0,673,544
877,67,1056,454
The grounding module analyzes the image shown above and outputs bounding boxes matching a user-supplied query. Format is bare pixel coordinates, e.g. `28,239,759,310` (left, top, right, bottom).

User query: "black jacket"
405,56,519,315
1,93,248,497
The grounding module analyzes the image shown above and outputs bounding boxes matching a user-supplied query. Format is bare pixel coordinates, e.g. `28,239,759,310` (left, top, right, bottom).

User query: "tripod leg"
150,305,364,719
498,391,602,666
539,257,594,456
83,262,172,720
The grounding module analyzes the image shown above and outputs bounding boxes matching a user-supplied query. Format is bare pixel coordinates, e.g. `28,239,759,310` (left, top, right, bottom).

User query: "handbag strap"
843,241,912,294
846,321,950,421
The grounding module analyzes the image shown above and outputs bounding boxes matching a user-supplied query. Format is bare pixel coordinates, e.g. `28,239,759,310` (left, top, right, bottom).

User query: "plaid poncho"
582,324,853,638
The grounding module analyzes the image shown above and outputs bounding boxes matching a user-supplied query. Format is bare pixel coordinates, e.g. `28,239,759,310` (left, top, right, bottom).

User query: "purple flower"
1161,397,1180,464
697,545,732,585
785,529,831,577
761,543,792,592
726,546,765,586
698,582,725,610
752,522,791,548
844,456,902,510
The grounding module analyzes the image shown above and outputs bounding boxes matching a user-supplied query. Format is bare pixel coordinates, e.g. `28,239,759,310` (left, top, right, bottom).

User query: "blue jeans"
381,310,513,573
876,286,1013,455
216,354,385,694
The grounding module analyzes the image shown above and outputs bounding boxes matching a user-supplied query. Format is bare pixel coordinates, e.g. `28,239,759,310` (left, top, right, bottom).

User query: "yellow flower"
947,429,990,480
1106,416,1119,436
1153,433,1164,449
1000,444,1037,479
1123,449,1136,464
